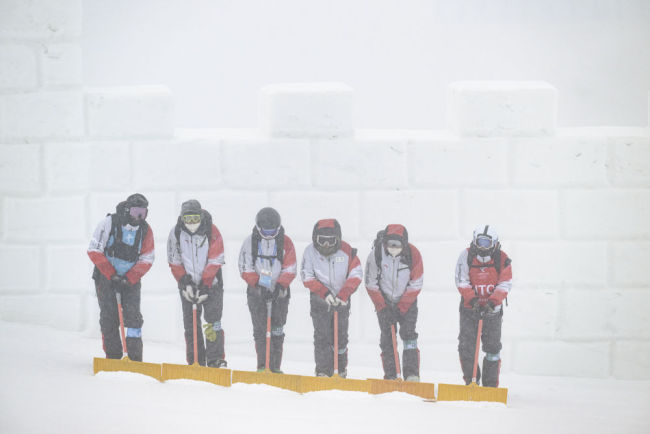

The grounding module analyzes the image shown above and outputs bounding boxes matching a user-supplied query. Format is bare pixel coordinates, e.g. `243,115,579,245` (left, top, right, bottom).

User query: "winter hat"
181,199,202,216
384,224,409,248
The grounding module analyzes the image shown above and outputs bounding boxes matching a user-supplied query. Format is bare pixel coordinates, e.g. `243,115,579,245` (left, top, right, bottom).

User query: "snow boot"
481,358,501,387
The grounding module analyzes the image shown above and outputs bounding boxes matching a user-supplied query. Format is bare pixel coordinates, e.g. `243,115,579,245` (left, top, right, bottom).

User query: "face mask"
185,222,200,233
387,246,403,257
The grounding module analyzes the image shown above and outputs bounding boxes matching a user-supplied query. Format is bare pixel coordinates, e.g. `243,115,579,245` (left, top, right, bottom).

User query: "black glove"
110,274,129,292
178,274,193,292
273,283,288,300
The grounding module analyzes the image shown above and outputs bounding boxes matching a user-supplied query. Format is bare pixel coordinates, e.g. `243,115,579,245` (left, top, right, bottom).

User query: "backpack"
372,229,412,280
467,243,510,274
251,226,285,264
105,202,149,263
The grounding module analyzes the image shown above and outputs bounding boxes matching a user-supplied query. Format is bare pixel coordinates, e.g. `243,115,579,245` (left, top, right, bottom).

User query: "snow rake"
368,323,436,400
231,300,302,392
93,292,162,381
300,310,369,393
437,317,508,404
162,303,232,386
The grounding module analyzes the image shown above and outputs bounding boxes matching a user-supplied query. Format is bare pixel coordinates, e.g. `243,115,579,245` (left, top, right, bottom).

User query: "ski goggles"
257,225,279,239
476,235,493,248
386,239,402,249
316,234,338,248
129,207,148,220
182,214,201,225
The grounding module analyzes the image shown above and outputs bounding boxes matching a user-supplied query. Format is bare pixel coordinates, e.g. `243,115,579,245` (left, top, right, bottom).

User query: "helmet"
472,225,499,257
180,199,202,233
124,193,148,225
255,207,281,239
384,224,408,257
312,219,341,256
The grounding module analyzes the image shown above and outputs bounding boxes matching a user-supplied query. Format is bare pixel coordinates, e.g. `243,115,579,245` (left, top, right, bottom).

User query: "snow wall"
1,0,649,380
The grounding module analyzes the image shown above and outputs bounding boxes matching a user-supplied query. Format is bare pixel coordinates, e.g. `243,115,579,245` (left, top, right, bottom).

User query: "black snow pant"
377,300,419,380
94,273,143,361
246,285,290,372
458,300,503,387
180,285,225,366
310,292,350,377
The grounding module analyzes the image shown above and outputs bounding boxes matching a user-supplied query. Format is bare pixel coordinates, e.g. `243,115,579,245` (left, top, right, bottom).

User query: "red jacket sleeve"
276,236,297,288
337,243,363,302
201,225,225,286
125,226,155,285
397,244,423,314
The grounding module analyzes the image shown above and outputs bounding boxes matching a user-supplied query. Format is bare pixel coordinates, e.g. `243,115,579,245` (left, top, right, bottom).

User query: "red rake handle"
472,318,483,383
192,304,198,366
265,301,272,371
391,323,402,380
333,310,339,375
116,292,128,355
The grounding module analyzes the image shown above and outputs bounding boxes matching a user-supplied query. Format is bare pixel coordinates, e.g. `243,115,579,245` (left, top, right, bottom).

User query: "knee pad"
403,339,418,350
485,352,500,361
126,328,141,338
271,325,284,337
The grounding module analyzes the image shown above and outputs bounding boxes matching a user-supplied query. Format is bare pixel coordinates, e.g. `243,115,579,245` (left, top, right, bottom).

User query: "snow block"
610,242,650,286
461,190,559,240
0,0,82,40
562,190,650,239
221,140,310,189
270,191,362,242
611,290,650,339
415,241,463,290
512,136,608,187
0,90,83,141
557,290,618,339
447,81,557,137
133,141,220,189
313,141,408,189
177,191,269,242
0,144,41,193
0,45,38,90
514,341,610,377
47,245,93,293
512,242,607,286
88,193,128,230
5,196,86,241
85,86,174,139
408,138,508,187
45,142,131,192
134,191,177,242
360,190,459,241
221,240,244,292
416,292,460,339
608,136,650,187
613,341,650,380
0,245,41,292
506,289,558,339
259,82,354,139
140,295,181,343
41,43,82,86
0,295,83,331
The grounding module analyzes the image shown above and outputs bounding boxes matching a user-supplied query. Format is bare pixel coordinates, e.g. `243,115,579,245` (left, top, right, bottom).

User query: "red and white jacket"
87,216,155,285
455,248,512,311
301,241,363,302
365,244,423,314
167,224,225,287
238,233,297,289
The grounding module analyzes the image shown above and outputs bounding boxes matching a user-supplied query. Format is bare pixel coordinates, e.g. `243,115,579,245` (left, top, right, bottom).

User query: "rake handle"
333,310,339,375
192,304,198,366
116,292,128,354
265,300,272,371
472,318,483,383
391,323,402,380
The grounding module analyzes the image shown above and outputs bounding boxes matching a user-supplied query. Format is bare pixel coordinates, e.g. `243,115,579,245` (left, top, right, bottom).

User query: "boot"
125,337,143,362
481,358,501,387
402,348,420,380
460,357,480,385
270,334,284,373
380,351,397,380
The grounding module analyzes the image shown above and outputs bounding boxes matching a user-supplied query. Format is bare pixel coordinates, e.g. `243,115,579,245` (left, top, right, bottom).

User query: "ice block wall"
1,0,649,380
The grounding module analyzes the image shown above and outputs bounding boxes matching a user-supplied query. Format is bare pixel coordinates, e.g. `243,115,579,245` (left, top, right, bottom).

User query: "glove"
325,293,339,307
335,296,348,306
488,290,507,307
273,283,288,300
203,323,217,342
110,274,129,292
181,283,197,303
178,274,193,291
459,287,477,308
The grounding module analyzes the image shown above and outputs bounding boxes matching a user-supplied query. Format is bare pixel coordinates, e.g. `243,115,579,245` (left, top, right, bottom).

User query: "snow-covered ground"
2,321,648,434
